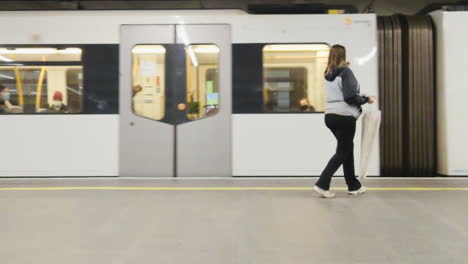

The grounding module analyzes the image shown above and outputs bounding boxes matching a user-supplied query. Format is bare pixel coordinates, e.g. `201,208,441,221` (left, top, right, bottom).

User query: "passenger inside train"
0,84,22,113
41,91,70,113
299,97,316,112
132,84,144,115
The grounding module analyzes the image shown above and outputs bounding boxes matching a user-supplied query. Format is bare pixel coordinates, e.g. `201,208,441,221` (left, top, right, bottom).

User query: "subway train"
0,9,465,177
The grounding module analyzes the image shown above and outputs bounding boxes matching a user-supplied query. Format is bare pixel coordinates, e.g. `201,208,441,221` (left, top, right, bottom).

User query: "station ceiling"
0,0,463,15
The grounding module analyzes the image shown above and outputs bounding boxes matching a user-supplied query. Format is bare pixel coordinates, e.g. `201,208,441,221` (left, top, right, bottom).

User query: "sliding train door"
119,24,231,177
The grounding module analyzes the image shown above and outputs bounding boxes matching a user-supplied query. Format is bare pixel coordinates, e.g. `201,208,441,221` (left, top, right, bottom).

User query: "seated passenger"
44,91,70,113
299,98,316,112
132,85,144,115
265,99,277,112
132,84,143,97
0,84,23,113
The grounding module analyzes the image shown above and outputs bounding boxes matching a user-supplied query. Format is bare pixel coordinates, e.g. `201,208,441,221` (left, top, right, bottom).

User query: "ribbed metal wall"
378,16,404,176
404,16,435,176
378,15,435,176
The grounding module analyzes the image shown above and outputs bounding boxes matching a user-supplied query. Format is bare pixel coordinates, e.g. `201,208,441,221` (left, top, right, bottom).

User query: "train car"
0,10,379,177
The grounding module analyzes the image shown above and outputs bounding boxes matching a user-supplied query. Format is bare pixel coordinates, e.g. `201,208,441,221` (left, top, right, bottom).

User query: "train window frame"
0,45,84,115
262,43,331,114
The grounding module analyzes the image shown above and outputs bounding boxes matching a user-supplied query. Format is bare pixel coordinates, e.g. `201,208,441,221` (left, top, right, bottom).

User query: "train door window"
262,44,330,113
131,45,166,120
0,47,83,114
185,44,220,120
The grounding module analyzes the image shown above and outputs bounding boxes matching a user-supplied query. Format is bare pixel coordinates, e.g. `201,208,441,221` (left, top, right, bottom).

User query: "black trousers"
315,114,362,191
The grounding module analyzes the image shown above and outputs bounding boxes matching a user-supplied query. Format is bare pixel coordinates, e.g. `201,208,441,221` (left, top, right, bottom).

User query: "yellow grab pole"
35,66,46,111
13,67,24,106
35,56,47,111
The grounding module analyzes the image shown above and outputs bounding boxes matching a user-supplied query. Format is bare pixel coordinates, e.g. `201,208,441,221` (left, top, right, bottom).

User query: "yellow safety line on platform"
1,187,468,191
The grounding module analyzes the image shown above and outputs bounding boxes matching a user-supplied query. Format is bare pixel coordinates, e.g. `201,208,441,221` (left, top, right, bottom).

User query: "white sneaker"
348,186,367,195
313,185,336,198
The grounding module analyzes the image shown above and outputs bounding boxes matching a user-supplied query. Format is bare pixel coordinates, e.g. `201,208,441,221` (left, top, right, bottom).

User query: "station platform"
2,177,467,264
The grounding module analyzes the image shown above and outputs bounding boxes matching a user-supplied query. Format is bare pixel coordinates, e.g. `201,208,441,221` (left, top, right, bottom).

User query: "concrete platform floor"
1,177,468,264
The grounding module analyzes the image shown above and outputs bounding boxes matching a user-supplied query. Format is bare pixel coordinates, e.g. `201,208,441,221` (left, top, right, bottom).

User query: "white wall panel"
431,11,468,176
233,114,380,176
0,115,118,177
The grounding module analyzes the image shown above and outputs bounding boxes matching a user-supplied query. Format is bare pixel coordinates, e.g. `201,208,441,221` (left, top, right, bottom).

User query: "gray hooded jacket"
324,67,368,119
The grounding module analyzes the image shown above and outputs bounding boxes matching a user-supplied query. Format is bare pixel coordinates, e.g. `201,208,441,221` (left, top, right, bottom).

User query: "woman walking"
313,45,375,198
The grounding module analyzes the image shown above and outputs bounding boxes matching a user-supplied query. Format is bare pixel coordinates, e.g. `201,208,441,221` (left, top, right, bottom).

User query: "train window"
185,44,219,120
0,47,83,113
262,44,330,113
131,45,166,120
66,69,83,112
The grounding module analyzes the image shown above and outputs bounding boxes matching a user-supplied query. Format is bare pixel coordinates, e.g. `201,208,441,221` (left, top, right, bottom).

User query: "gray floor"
1,178,468,264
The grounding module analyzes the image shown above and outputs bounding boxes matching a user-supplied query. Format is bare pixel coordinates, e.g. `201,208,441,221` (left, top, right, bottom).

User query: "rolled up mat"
358,109,381,180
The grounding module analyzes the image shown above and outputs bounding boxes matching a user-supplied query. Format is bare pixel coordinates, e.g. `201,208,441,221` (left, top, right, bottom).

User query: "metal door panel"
120,25,175,177
175,25,232,177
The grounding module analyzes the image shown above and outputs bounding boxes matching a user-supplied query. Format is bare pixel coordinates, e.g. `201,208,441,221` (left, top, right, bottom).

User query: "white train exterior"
0,9,393,177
